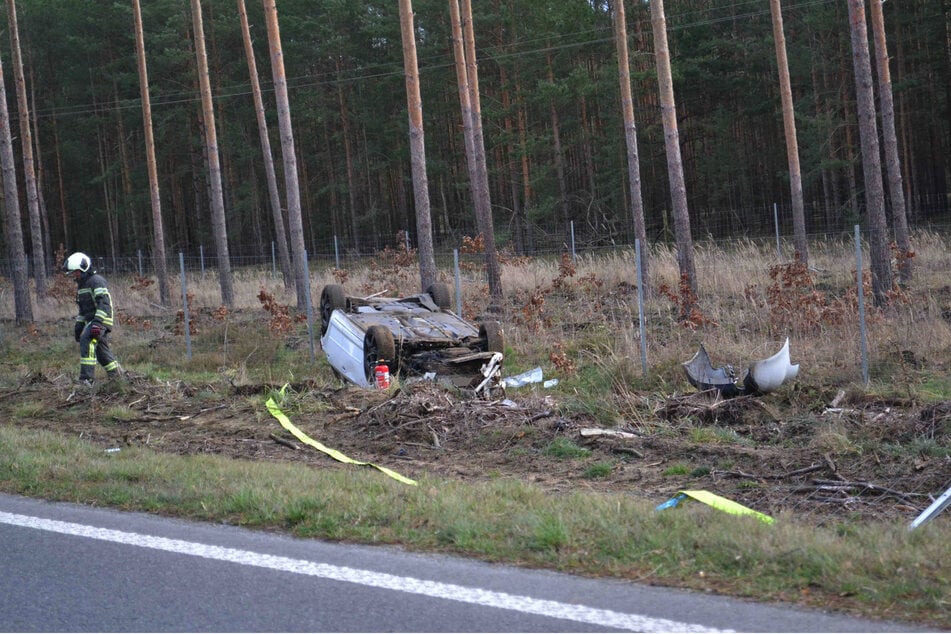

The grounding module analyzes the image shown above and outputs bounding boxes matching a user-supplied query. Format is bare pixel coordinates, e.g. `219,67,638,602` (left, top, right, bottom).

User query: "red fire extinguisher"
374,360,390,389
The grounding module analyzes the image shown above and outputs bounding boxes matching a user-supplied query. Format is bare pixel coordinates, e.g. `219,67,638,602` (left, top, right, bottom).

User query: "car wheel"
364,325,396,382
320,284,346,335
426,282,452,310
479,321,504,353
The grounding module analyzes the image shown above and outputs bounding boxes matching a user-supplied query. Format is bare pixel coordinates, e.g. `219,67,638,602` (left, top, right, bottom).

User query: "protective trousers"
78,325,119,381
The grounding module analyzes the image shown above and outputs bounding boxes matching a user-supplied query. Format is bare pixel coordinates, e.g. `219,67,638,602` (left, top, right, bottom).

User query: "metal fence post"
454,248,462,314
635,239,648,377
854,225,869,385
773,202,781,261
179,252,192,361
570,220,576,264
304,249,316,363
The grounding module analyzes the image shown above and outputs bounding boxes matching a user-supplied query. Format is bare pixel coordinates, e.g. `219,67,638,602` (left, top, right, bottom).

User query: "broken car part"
683,338,799,397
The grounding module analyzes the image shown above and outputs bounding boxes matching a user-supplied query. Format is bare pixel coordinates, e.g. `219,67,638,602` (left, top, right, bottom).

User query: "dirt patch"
5,370,948,526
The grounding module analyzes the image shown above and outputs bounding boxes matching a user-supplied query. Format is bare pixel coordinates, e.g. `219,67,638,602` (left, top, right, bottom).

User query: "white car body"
321,309,375,387
319,285,504,395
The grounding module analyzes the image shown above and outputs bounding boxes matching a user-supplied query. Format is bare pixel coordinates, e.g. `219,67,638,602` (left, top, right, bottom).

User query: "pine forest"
0,0,948,276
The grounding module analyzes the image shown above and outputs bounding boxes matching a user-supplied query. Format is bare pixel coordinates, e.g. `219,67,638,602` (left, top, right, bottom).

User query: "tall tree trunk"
812,59,835,227
769,0,809,264
579,94,597,214
335,56,361,258
847,0,892,306
546,51,569,241
28,69,53,274
296,133,315,255
190,0,234,307
450,0,503,255
458,0,502,304
95,118,118,268
52,117,68,250
869,0,912,285
448,0,478,231
649,0,697,302
398,0,436,292
0,47,32,323
238,0,292,288
113,80,137,256
207,1,237,242
494,0,525,254
262,0,309,311
498,65,524,254
613,0,650,287
841,77,860,221
6,0,46,294
893,27,914,212
133,0,171,305
516,77,533,252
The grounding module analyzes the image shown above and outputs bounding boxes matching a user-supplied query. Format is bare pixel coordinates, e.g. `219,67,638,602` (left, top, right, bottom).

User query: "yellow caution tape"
265,386,417,486
680,490,774,524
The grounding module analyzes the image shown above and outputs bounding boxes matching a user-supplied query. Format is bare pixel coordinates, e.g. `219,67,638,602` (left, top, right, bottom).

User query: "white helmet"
64,252,91,273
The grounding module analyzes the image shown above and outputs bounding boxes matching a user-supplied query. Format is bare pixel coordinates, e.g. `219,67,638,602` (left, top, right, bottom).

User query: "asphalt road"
0,493,932,632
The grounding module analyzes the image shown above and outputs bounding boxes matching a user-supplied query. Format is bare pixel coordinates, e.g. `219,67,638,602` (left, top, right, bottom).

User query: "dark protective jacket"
75,271,115,329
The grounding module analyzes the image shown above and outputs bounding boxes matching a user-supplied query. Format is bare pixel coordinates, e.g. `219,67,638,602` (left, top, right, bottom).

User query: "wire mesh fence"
7,204,949,531
20,212,951,281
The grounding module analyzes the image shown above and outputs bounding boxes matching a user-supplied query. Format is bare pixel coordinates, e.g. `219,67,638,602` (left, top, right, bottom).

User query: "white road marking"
0,511,728,632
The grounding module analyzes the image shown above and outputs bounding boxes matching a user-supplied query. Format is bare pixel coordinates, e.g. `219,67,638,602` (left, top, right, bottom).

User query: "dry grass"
11,230,951,403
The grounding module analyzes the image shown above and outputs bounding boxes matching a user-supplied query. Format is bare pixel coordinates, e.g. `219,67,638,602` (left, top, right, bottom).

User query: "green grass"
106,405,137,422
663,463,690,476
916,375,951,400
582,461,614,479
13,402,48,418
543,437,590,459
0,424,946,627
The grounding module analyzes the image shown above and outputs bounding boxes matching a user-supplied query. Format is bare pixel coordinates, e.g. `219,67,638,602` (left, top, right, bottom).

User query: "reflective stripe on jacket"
76,272,114,328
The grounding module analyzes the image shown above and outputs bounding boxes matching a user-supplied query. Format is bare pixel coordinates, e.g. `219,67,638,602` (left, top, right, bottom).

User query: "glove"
89,323,103,339
74,322,84,342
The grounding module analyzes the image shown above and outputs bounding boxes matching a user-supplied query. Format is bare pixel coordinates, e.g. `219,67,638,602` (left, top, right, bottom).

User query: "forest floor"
6,359,949,527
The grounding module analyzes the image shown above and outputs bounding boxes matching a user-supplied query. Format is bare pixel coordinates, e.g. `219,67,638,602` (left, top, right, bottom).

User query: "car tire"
426,283,452,310
320,284,347,335
364,325,396,382
479,321,504,353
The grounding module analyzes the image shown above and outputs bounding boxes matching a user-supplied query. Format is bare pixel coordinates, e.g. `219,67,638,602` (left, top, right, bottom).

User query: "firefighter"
63,252,122,384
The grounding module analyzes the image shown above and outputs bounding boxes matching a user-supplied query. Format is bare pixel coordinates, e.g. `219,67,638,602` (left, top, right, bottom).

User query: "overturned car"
319,283,504,395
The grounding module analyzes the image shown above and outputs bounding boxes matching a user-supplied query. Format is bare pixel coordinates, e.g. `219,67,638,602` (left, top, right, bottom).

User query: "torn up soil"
4,368,949,526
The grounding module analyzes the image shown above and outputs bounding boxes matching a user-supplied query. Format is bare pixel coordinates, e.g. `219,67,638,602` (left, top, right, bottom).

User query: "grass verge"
0,424,947,629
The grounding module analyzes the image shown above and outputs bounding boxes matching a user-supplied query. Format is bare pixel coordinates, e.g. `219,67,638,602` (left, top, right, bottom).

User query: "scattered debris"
580,428,639,440
682,344,740,397
503,367,543,388
656,489,774,524
909,483,951,530
269,432,299,451
683,338,799,397
265,386,417,486
4,365,948,525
